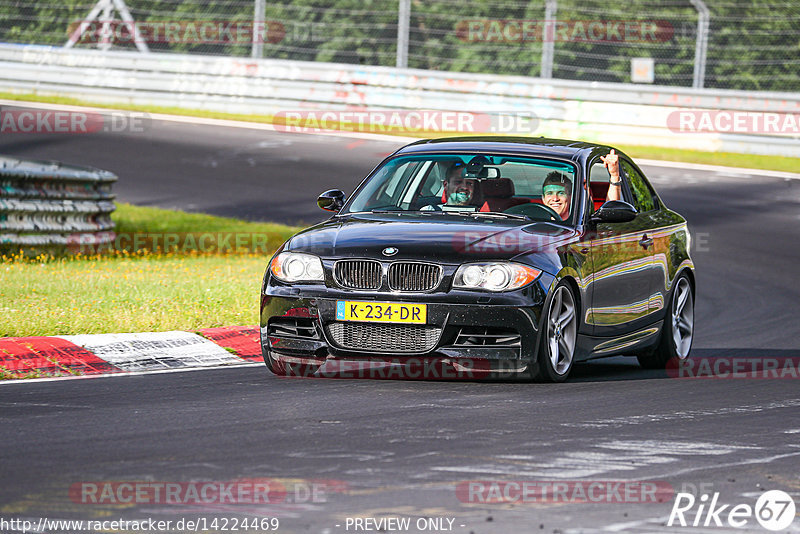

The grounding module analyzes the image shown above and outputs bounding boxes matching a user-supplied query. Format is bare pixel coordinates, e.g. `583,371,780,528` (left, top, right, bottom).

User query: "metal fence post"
64,0,149,53
541,0,557,78
396,0,410,69
252,0,265,58
99,0,113,51
690,0,709,89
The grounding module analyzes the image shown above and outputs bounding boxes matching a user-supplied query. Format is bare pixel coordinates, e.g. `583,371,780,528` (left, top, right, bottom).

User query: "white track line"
636,158,800,180
60,331,244,372
0,98,415,143
0,361,261,386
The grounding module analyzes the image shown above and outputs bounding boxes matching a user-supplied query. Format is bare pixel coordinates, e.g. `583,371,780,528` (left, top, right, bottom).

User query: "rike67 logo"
668,490,796,531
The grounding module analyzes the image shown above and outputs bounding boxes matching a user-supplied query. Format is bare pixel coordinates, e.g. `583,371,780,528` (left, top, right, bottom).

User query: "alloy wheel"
671,277,694,359
547,285,577,375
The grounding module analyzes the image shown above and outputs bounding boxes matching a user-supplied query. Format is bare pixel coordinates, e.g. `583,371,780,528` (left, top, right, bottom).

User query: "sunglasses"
543,189,568,198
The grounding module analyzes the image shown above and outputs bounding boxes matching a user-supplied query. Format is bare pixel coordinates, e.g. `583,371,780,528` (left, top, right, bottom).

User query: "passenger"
600,149,622,201
543,150,621,220
541,171,572,220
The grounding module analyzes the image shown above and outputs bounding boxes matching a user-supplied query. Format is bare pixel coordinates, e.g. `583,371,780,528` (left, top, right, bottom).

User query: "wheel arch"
530,273,581,382
679,266,696,297
549,269,584,330
535,272,584,348
558,275,582,314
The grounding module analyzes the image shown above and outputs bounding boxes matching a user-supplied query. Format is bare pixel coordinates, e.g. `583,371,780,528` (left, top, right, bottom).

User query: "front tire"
529,282,578,382
263,350,322,377
263,349,280,374
261,331,321,377
638,274,694,369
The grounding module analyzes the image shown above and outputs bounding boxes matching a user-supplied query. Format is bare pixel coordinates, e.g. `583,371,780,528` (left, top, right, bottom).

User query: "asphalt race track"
0,109,400,226
1,114,800,533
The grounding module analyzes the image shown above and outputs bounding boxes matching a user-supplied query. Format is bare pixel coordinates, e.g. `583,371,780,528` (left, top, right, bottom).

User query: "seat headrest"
590,182,609,197
481,178,515,199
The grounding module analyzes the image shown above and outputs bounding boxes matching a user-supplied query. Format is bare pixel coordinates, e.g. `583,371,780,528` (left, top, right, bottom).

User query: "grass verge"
615,145,799,174
1,203,301,337
2,91,799,174
1,253,268,336
111,202,300,253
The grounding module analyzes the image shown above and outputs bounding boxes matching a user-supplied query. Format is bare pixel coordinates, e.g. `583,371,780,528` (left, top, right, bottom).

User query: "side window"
420,162,445,197
621,160,657,212
370,161,419,207
589,161,611,183
588,160,632,207
381,161,415,198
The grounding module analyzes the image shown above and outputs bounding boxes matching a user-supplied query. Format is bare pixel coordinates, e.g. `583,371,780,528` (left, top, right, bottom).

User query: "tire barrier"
0,155,117,253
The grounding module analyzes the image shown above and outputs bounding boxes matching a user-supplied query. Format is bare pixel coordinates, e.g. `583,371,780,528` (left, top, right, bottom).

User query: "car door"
586,157,659,337
619,158,671,320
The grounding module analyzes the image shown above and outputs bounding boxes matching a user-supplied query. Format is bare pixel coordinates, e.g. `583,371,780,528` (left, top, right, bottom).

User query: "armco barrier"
0,155,116,252
0,43,798,156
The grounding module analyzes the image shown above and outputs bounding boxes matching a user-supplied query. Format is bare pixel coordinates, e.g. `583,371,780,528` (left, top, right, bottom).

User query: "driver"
542,171,572,220
443,163,478,206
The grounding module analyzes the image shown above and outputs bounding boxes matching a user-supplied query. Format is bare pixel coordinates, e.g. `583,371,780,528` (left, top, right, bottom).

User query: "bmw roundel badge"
382,247,398,256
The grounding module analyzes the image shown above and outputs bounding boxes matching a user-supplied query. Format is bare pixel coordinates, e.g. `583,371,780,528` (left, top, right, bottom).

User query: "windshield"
343,154,578,224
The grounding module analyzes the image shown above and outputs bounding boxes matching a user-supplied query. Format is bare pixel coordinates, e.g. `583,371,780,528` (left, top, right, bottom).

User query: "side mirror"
317,189,346,212
590,200,637,224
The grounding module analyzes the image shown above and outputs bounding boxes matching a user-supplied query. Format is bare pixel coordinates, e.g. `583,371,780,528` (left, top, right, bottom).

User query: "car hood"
284,212,579,266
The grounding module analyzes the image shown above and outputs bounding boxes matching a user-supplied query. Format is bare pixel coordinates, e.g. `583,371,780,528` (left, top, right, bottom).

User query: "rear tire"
637,274,694,369
528,282,578,382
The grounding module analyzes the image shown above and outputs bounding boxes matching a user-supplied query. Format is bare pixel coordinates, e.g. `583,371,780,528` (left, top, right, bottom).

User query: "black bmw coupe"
260,137,695,381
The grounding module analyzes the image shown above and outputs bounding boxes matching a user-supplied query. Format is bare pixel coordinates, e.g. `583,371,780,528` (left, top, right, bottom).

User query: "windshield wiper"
468,212,531,221
441,210,473,216
370,207,404,212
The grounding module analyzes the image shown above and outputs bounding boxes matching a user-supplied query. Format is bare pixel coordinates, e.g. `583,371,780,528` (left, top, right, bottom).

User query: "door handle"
639,234,653,249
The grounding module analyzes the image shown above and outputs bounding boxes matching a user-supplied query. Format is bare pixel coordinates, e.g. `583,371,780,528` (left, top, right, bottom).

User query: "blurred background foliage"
0,0,797,91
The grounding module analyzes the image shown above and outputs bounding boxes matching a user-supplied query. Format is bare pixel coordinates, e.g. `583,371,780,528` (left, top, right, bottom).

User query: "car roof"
393,136,619,166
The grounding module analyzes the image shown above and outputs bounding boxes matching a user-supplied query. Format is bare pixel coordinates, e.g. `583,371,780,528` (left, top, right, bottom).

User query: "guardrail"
0,43,798,157
0,155,116,253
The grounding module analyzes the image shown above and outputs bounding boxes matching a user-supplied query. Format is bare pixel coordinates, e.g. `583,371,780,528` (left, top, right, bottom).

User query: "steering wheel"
504,202,562,222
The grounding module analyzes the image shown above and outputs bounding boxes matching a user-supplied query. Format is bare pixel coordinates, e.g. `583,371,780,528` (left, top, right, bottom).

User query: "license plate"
336,301,427,324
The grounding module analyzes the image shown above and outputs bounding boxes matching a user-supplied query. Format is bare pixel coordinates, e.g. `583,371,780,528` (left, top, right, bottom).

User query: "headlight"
270,252,324,283
453,262,541,291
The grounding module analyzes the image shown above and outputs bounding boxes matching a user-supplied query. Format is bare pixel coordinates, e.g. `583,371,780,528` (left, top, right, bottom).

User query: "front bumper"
260,280,549,379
